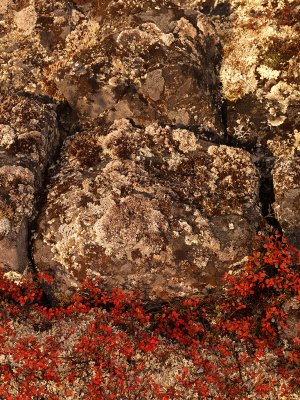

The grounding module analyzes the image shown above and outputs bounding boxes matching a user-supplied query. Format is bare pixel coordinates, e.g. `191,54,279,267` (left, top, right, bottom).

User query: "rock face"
215,0,300,156
33,120,260,302
0,95,60,272
0,0,91,273
201,0,300,246
273,157,300,247
0,0,76,97
0,0,299,302
0,0,78,272
47,0,223,135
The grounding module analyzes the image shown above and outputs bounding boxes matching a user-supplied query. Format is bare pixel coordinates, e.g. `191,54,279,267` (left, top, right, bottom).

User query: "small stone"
14,5,37,35
0,125,16,148
0,218,11,238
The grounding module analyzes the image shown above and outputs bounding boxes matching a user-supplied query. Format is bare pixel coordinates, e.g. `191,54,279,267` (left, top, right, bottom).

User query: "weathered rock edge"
0,95,61,272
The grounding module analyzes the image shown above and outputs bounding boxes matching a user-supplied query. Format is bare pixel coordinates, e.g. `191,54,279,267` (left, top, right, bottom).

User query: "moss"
262,38,299,69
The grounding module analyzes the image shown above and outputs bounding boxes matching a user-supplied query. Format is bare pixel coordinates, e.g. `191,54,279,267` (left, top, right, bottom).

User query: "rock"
0,0,83,98
283,297,300,340
273,157,300,247
0,95,60,272
47,1,223,135
215,0,300,156
13,5,37,35
2,0,298,306
0,0,83,275
33,119,261,303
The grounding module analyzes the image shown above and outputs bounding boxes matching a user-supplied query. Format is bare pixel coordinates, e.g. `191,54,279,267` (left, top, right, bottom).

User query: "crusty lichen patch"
0,92,61,273
13,5,37,35
219,0,299,96
214,0,300,154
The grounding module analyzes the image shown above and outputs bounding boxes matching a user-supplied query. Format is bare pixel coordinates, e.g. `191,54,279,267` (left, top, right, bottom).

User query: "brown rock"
33,120,261,303
4,0,299,306
0,95,60,272
48,2,223,135
273,157,300,247
0,0,84,99
283,297,300,340
0,0,85,274
216,0,300,155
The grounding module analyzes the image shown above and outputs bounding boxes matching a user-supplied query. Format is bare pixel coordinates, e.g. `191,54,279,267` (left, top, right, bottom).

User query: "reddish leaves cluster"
221,233,300,340
0,232,299,399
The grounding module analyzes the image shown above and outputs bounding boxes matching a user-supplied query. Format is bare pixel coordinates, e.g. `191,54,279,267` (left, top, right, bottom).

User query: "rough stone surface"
0,95,60,272
46,0,224,135
273,157,300,247
0,0,299,302
283,297,300,340
215,0,300,156
33,119,261,302
0,0,79,97
0,0,80,272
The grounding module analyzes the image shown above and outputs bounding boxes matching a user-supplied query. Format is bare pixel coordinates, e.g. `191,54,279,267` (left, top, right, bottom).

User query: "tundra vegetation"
0,232,299,399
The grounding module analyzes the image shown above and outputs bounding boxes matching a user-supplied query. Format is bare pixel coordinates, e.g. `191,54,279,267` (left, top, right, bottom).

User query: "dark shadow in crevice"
258,178,282,233
199,0,282,234
200,0,231,17
220,98,229,145
26,101,80,305
220,102,282,233
254,154,283,233
217,90,282,233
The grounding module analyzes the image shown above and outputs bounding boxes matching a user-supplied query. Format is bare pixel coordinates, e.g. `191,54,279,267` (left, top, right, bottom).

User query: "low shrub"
0,232,299,399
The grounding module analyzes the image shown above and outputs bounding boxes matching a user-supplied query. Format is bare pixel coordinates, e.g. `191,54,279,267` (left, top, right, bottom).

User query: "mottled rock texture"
0,0,76,97
215,0,300,156
0,0,299,302
273,157,300,247
197,0,300,245
47,0,223,135
0,95,60,272
33,120,260,302
0,0,78,272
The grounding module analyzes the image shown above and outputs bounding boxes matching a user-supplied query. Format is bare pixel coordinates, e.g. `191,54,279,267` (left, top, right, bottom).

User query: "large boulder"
47,1,224,136
4,0,298,307
33,119,261,303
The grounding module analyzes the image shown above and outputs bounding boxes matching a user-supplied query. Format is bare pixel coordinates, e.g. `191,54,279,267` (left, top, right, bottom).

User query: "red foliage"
0,232,299,399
